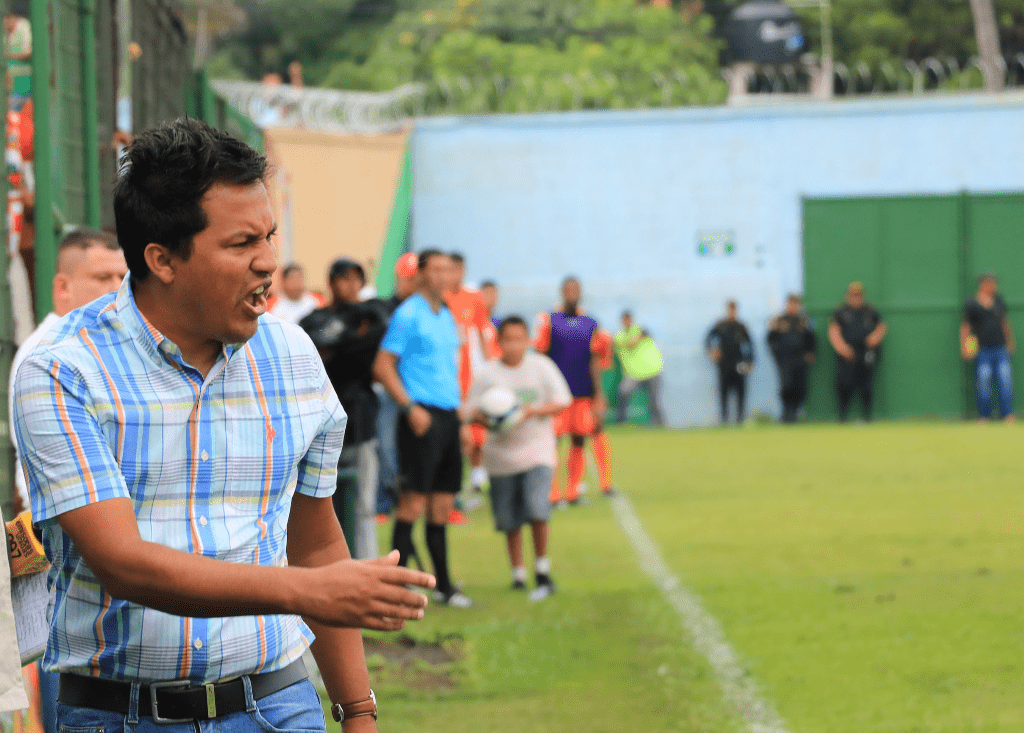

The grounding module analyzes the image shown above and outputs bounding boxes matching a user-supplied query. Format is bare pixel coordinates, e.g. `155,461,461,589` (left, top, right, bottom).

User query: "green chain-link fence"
29,0,262,315
1,0,261,512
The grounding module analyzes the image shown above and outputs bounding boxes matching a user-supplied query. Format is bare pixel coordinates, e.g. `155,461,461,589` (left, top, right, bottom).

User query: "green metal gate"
29,0,261,315
803,193,1024,421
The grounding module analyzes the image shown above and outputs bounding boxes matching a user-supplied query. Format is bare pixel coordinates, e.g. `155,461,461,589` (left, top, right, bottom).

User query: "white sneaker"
441,591,473,608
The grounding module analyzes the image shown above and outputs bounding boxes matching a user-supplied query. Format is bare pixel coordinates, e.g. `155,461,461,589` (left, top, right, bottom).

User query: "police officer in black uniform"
828,282,887,422
768,294,817,423
706,300,754,424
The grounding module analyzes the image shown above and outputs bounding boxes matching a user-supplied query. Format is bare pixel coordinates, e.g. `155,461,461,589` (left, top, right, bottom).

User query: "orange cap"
395,252,418,279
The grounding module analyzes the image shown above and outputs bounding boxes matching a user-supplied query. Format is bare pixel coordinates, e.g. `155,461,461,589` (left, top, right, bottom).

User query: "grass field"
339,422,1022,733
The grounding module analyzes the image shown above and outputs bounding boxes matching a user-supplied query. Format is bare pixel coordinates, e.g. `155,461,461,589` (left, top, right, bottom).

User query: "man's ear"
143,243,176,285
52,272,71,309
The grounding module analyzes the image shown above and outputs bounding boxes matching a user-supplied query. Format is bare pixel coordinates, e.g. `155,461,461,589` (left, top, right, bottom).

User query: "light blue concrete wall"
411,93,1024,426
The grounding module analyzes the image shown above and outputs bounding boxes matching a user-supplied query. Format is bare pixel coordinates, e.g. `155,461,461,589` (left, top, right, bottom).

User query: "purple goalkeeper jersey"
548,312,597,398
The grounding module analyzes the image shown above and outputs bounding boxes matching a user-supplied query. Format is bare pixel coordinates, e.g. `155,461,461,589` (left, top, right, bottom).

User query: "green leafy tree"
210,0,728,111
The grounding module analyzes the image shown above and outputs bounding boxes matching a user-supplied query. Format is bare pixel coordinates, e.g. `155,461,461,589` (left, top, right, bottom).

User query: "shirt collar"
114,276,241,370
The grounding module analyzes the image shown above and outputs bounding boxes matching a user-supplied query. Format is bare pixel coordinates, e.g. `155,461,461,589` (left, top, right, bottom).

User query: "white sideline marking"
610,492,792,733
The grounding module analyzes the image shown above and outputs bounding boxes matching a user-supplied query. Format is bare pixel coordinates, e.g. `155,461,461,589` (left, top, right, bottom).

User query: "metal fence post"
80,0,101,228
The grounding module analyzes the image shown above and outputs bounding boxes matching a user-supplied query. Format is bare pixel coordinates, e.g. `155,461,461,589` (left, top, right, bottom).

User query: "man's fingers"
364,549,401,566
381,565,436,590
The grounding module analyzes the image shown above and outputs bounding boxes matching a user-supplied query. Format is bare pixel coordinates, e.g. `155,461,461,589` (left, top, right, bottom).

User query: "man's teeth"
253,286,265,296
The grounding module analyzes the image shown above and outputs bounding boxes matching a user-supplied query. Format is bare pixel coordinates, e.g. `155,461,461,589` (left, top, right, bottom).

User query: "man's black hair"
497,315,528,336
113,117,268,281
282,263,303,278
621,309,632,319
418,249,446,271
449,252,465,265
481,280,497,289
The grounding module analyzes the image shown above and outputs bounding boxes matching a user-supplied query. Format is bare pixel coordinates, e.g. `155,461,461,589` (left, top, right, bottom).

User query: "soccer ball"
479,386,524,433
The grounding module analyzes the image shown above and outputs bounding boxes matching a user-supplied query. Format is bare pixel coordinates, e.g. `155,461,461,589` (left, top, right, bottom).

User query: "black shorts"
397,405,463,495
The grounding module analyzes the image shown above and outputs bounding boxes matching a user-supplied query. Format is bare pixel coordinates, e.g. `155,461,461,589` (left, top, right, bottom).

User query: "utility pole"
788,0,833,99
968,0,1004,92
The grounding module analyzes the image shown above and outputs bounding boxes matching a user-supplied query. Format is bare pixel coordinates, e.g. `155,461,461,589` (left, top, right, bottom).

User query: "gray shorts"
489,465,553,532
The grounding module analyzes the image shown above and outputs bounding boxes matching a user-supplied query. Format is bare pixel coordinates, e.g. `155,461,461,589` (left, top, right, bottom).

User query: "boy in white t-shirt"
467,316,572,600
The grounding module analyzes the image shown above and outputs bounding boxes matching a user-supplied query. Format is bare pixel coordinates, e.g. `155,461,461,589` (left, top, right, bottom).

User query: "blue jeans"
974,345,1014,418
56,679,326,733
374,383,399,515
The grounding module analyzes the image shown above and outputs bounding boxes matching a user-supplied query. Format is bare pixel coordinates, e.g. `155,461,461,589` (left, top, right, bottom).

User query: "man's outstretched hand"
300,550,436,631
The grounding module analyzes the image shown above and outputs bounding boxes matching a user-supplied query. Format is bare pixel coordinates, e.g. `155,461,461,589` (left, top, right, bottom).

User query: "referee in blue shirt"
13,119,434,733
373,250,473,608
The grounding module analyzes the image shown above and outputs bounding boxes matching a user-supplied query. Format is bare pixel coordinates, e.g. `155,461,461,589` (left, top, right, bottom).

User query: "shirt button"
194,638,203,650
199,516,208,527
201,451,209,461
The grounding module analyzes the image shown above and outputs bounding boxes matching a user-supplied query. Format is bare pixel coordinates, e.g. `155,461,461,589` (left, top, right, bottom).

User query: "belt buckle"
149,679,195,725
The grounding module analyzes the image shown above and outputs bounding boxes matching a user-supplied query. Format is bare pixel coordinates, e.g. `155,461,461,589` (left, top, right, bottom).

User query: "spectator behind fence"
13,118,433,733
961,273,1015,421
300,258,390,560
767,294,817,423
706,300,754,425
829,281,887,422
613,310,666,426
5,12,31,111
270,262,325,324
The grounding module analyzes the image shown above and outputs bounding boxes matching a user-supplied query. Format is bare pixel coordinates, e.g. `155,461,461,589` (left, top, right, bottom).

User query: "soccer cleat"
439,591,473,608
601,486,618,497
461,493,485,512
510,579,527,591
567,496,589,507
448,509,469,525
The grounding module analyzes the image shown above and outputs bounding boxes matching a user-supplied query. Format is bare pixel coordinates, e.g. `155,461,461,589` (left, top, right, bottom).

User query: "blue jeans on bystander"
974,345,1014,419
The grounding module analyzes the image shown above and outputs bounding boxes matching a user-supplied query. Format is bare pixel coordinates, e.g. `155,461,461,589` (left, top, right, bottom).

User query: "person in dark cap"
961,272,1015,421
829,281,887,422
300,258,389,560
767,294,817,422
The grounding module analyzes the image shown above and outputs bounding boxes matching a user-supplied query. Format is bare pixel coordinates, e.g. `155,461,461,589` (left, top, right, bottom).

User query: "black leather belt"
58,658,308,724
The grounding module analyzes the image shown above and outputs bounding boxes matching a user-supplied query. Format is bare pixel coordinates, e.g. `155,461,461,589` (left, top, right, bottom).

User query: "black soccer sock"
392,520,414,567
425,523,452,595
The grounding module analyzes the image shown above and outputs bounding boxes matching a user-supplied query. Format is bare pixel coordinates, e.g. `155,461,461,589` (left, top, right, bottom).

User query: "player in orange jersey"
535,277,616,506
444,253,499,505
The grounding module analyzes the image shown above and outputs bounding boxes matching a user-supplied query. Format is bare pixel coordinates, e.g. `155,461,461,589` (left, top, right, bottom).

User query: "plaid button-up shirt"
13,277,347,682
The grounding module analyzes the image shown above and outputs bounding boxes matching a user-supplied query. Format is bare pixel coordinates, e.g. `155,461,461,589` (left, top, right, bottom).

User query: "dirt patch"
363,635,459,665
363,634,464,692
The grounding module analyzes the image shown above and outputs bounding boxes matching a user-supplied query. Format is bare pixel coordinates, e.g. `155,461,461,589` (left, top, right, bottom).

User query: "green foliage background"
207,1,1024,109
